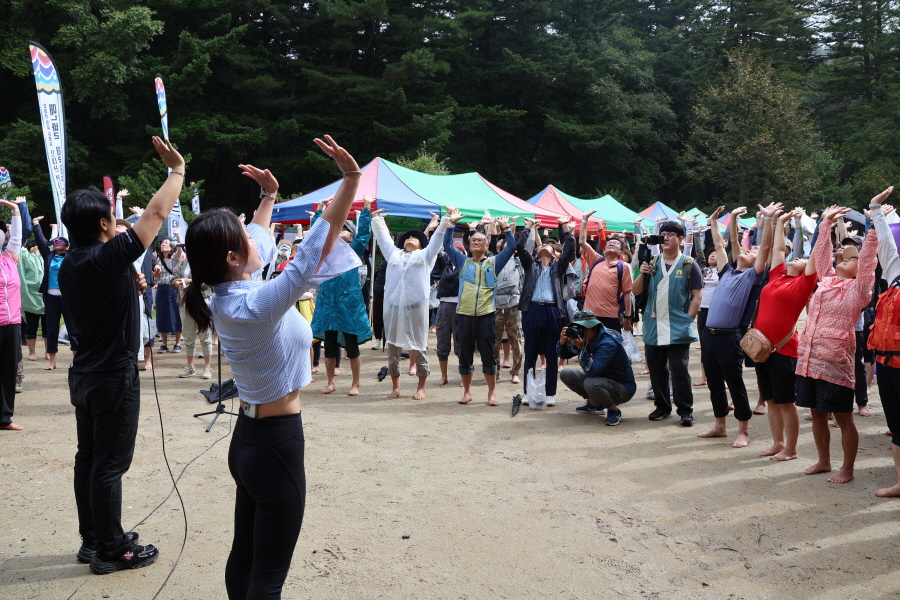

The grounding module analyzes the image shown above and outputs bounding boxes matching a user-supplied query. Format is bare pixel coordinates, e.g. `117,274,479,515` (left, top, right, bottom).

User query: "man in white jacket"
371,200,449,399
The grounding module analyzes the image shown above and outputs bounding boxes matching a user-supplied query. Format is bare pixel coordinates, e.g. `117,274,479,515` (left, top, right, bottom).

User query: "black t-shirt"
59,228,145,373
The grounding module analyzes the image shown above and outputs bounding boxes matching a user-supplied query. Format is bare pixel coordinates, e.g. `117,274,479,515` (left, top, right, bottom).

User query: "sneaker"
575,403,605,415
157,345,169,354
178,366,195,378
198,353,204,359
545,395,556,407
372,340,382,350
605,408,622,426
172,345,182,353
680,413,694,427
202,366,212,379
90,541,159,574
77,532,140,563
648,408,672,421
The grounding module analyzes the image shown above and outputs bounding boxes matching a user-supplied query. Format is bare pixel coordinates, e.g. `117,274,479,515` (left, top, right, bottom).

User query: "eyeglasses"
660,232,679,239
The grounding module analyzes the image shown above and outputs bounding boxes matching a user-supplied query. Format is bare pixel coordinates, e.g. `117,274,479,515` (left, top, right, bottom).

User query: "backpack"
583,258,627,315
868,274,900,362
649,255,698,291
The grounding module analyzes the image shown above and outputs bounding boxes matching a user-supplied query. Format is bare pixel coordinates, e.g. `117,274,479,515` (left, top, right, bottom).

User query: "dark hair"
183,209,250,332
704,247,716,262
159,237,174,260
658,220,685,237
60,186,112,246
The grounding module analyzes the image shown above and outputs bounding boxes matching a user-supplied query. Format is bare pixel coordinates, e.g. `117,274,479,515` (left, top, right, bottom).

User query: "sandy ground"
2,334,900,600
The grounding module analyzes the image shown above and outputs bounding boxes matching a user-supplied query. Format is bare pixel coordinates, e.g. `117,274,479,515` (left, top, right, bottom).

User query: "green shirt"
18,250,44,315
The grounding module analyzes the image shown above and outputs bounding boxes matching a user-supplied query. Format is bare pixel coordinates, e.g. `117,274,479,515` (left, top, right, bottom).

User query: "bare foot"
698,426,728,439
388,387,401,399
771,449,798,461
859,406,872,417
409,367,417,377
760,443,784,457
459,392,472,404
875,483,900,497
347,385,360,396
732,431,750,448
27,355,37,361
827,467,854,484
0,423,23,431
639,368,649,375
832,421,842,428
511,375,521,384
322,382,336,394
334,367,341,376
311,365,319,374
805,414,813,421
804,461,832,475
753,403,767,415
459,381,464,387
414,387,426,400
143,363,152,371
435,378,449,386
693,379,707,387
487,393,498,406
502,362,511,369
887,431,894,436
44,363,57,371
728,403,735,411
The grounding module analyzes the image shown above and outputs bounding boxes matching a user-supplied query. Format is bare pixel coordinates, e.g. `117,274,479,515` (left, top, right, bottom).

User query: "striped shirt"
210,219,360,404
531,264,554,303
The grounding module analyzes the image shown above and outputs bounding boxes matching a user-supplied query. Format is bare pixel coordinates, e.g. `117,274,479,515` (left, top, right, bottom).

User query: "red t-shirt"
753,264,818,357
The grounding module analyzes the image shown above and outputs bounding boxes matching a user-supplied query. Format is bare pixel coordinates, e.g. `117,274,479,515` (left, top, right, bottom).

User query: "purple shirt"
705,263,763,329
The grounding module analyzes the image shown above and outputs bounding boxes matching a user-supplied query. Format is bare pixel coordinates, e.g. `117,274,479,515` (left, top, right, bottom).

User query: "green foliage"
394,143,450,175
686,51,824,206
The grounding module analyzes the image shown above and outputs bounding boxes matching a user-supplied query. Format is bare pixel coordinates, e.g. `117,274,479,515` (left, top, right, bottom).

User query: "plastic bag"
622,331,642,364
525,368,547,410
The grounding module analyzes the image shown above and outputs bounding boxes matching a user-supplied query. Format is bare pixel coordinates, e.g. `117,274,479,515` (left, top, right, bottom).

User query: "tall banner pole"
155,74,186,242
190,182,200,214
29,42,68,237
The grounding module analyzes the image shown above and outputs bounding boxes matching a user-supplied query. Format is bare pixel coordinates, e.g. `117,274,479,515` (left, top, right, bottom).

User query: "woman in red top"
752,209,818,462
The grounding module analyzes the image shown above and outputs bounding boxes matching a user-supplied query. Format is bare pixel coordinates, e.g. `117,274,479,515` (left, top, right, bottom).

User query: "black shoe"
77,532,140,563
648,408,672,421
377,366,389,382
680,413,694,426
90,541,158,574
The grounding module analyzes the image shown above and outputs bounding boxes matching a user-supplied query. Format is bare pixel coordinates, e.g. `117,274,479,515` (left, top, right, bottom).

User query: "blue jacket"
309,208,373,344
556,326,636,397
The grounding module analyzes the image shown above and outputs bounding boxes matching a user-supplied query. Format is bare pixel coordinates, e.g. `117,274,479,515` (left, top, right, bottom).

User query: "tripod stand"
194,344,238,432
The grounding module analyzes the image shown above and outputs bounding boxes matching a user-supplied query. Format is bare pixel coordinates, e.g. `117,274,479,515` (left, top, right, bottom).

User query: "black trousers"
522,304,563,397
22,311,46,339
701,330,752,421
226,412,305,600
372,289,384,341
0,323,20,426
323,331,359,360
876,362,900,447
645,343,693,416
456,313,497,375
70,364,140,555
44,293,77,354
855,331,869,407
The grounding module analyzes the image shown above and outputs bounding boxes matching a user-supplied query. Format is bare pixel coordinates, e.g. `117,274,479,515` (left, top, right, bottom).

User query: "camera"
566,325,585,339
643,234,664,245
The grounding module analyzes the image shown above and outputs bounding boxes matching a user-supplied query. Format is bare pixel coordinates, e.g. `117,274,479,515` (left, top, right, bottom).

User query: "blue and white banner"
30,42,68,236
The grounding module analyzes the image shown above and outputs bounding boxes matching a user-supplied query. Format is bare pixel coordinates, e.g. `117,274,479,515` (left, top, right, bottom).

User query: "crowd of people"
2,134,899,599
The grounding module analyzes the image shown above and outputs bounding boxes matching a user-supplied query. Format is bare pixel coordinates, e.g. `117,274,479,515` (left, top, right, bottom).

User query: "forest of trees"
1,0,898,220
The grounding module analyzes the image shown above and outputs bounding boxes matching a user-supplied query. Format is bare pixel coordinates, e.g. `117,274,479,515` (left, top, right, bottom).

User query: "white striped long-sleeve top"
210,218,361,404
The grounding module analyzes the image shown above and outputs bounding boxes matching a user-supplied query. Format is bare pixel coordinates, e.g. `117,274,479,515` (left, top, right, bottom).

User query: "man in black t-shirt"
58,137,184,575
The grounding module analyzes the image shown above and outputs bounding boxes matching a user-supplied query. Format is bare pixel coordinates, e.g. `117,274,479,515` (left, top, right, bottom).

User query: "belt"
707,327,740,335
533,301,555,306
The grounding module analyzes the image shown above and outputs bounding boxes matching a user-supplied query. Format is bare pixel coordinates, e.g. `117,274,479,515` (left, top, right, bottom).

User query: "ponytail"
184,281,213,333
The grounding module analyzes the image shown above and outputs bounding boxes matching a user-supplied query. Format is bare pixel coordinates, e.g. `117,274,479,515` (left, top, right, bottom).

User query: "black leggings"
323,330,359,360
876,362,900,446
22,311,46,339
226,412,306,600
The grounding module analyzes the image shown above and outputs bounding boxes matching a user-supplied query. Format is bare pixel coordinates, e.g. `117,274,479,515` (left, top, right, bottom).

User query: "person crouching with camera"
558,310,636,426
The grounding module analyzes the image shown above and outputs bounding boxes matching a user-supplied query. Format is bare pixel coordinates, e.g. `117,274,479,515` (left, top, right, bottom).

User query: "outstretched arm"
754,202,783,273
132,137,186,250
708,206,729,273
772,210,796,270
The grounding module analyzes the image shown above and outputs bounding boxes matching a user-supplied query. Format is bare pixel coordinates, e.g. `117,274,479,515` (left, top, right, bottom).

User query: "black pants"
456,313,497,375
701,330,752,421
70,364,140,555
855,331,869,407
22,311,46,339
44,293,77,354
435,301,458,362
522,304,563,396
312,341,340,368
876,362,900,446
645,343,693,416
226,412,305,600
597,316,621,332
372,289,384,341
323,331,359,360
0,323,20,426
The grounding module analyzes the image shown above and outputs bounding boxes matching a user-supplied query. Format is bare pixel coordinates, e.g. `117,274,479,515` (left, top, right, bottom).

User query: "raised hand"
314,135,360,175
239,164,279,196
758,202,783,218
151,137,185,171
445,206,464,225
117,188,130,199
523,216,536,229
871,186,895,206
0,199,18,211
371,208,388,219
731,206,747,217
496,216,510,230
14,196,25,204
32,215,44,224
708,206,725,224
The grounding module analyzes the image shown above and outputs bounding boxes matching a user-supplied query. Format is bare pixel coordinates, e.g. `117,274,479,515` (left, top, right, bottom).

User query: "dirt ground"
2,334,900,600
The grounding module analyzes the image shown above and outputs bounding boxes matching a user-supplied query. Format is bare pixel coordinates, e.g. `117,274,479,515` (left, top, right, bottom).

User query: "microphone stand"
194,343,238,432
